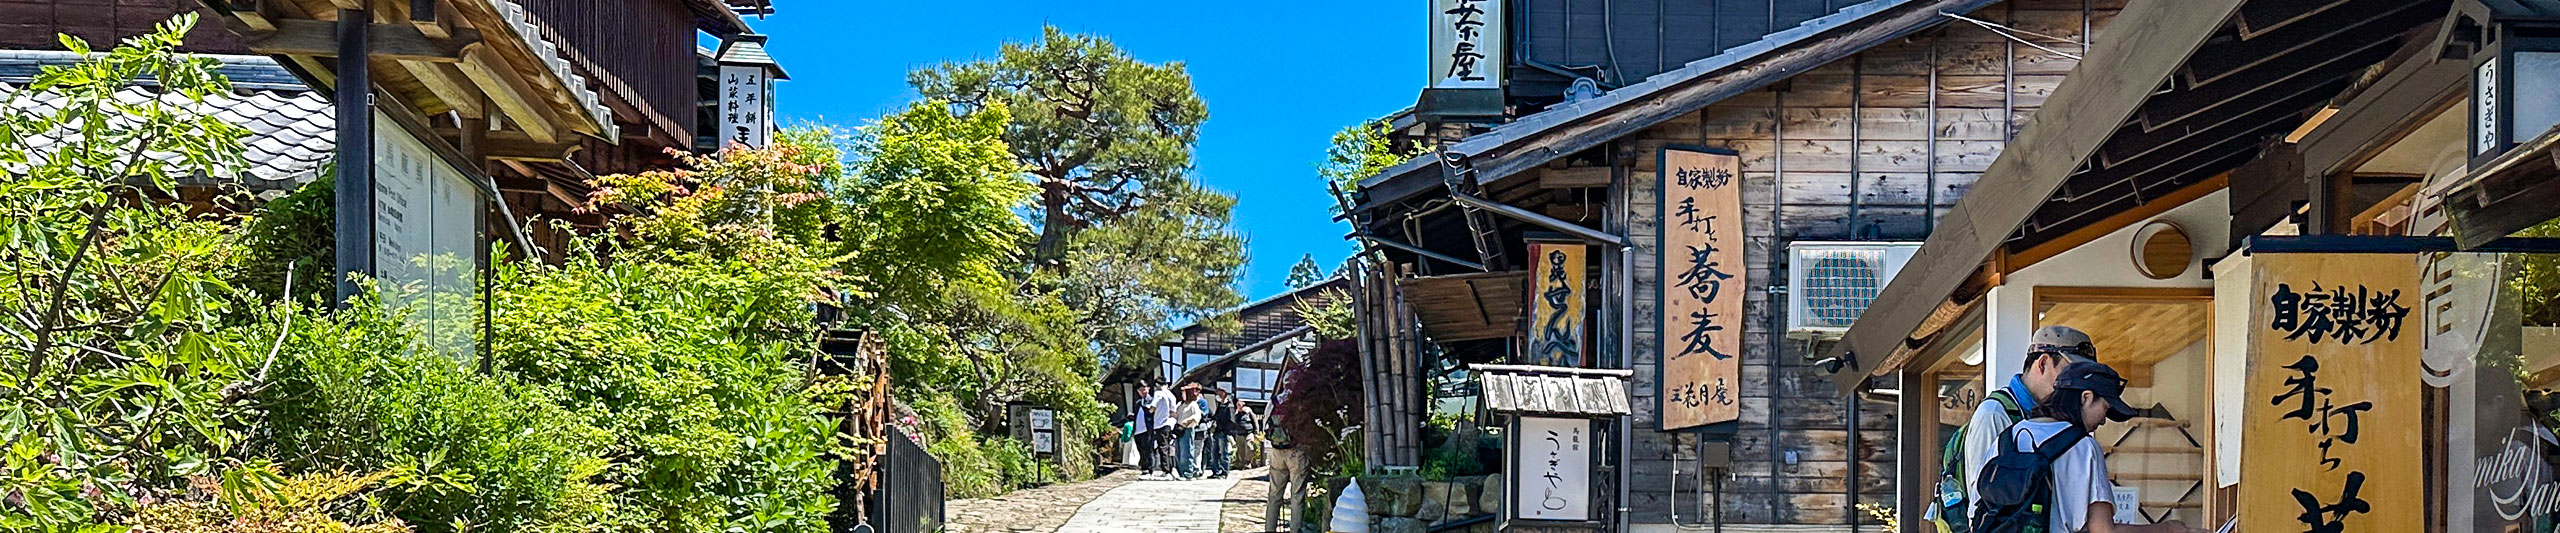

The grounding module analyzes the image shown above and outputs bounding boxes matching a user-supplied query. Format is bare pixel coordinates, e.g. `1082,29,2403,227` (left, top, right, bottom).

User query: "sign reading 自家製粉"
1658,147,1743,431
2241,253,2419,533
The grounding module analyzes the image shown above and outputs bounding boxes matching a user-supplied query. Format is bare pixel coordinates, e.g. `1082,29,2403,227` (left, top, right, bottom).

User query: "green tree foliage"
1317,118,1424,202
1286,254,1327,288
911,26,1246,367
839,102,1035,311
0,15,261,530
2512,219,2560,326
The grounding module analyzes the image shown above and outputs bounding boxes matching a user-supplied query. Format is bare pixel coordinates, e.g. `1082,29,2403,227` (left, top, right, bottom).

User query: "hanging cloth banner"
1524,241,1588,367
2240,253,2421,533
1658,146,1744,431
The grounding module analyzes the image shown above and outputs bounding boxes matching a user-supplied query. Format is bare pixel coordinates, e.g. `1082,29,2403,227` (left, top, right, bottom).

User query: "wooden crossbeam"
481,137,582,162
245,18,480,62
456,44,563,144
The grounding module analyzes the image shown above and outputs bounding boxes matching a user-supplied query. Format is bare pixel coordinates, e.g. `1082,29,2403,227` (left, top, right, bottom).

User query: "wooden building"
1820,0,2560,530
1350,0,2122,529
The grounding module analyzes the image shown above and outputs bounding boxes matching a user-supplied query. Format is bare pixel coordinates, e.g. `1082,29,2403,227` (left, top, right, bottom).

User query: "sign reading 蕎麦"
1658,147,1743,431
2242,253,2419,533
1525,242,1587,367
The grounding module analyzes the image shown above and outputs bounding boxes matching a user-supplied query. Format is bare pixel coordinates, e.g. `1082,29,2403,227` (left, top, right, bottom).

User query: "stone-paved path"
1053,470,1248,533
943,470,1138,533
1218,468,1274,533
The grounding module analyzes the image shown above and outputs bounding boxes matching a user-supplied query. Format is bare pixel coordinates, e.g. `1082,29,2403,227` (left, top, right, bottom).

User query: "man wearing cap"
2004,361,2199,533
1961,325,2098,515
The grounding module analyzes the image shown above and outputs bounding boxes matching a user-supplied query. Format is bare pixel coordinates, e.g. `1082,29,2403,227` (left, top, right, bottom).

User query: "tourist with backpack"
1929,326,2099,531
1971,361,2199,533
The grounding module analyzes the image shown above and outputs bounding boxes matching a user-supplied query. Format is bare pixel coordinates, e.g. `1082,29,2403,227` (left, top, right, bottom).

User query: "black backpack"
1930,389,2026,533
1969,422,2089,533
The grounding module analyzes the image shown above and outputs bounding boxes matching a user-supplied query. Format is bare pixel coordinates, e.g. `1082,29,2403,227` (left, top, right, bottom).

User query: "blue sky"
750,1,1423,301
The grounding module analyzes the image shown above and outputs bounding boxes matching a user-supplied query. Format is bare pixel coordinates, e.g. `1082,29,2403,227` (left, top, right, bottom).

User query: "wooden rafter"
243,18,479,62
456,43,563,143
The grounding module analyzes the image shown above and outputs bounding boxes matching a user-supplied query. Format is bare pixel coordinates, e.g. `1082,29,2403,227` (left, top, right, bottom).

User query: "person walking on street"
1174,383,1206,480
1263,422,1306,533
1146,381,1180,480
1932,325,2097,527
1973,361,2200,533
1206,388,1237,478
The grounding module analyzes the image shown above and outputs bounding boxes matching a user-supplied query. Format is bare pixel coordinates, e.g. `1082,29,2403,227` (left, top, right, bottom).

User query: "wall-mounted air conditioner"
1785,242,1922,336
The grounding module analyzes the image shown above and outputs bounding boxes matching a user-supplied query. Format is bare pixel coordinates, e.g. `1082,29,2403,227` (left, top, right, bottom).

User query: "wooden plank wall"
1619,0,2121,525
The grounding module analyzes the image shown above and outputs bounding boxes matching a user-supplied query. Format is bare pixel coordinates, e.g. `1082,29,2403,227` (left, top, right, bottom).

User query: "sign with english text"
1524,242,1588,367
1658,146,1744,430
2241,253,2419,533
1429,0,1502,90
1513,416,1590,521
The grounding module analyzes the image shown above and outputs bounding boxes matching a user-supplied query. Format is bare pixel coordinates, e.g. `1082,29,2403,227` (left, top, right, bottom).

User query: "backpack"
1969,423,2090,533
1228,406,1260,435
1928,389,2026,533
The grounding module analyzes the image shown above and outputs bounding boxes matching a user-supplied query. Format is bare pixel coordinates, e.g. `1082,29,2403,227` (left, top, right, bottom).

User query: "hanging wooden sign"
2240,253,2420,533
1524,241,1588,367
1658,146,1744,431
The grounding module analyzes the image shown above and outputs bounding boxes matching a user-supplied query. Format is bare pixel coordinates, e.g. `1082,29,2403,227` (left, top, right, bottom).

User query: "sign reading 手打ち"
1658,147,1743,431
2241,253,2419,533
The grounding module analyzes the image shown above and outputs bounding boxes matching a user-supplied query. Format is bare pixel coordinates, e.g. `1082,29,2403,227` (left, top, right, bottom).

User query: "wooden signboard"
1524,241,1588,367
2241,253,2420,533
1658,146,1744,431
1513,416,1592,521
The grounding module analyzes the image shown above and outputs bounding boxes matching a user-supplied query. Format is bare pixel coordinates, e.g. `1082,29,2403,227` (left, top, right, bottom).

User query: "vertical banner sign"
1514,417,1591,521
1658,147,1744,430
1429,0,1501,89
372,111,482,364
719,65,772,148
2241,254,2419,533
1525,242,1588,367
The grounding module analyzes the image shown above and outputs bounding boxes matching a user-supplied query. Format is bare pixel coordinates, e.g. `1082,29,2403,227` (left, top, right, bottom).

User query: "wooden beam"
408,0,452,39
1831,0,2248,397
481,138,582,162
226,0,279,31
456,43,563,144
2007,173,2230,273
245,18,479,62
1535,167,1612,189
327,0,363,9
399,60,482,118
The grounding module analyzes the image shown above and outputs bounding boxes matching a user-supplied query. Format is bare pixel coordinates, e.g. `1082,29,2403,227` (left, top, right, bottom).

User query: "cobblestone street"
943,470,1137,533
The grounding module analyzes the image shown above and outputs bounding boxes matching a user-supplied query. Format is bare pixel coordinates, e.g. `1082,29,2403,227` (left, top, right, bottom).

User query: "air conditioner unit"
1785,242,1921,337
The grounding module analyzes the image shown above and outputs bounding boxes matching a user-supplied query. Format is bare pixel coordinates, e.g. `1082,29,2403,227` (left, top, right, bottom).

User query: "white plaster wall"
1981,190,2232,386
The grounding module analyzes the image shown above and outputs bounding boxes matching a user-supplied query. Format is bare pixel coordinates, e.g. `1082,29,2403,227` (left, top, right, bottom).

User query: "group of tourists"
1932,325,2210,533
1128,381,1261,481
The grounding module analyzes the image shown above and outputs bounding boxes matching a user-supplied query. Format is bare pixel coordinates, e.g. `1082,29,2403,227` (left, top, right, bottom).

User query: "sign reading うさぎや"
2241,253,2419,533
1658,146,1743,431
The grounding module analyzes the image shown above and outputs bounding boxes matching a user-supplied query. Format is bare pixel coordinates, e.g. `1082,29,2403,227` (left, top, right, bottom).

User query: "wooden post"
332,8,375,308
1896,368,1940,533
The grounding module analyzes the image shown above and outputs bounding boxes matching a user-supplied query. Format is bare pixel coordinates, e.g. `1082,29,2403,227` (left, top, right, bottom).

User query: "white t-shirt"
1149,389,1179,431
2007,419,2114,533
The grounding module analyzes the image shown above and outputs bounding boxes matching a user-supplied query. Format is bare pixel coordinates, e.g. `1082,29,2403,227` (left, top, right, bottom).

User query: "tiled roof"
2,52,332,189
1475,364,1632,417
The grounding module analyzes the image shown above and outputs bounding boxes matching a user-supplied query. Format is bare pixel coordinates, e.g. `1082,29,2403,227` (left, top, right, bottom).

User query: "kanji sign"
1513,416,1590,521
1429,0,1502,90
1524,242,1587,367
2242,253,2419,533
719,65,772,148
1658,146,1743,430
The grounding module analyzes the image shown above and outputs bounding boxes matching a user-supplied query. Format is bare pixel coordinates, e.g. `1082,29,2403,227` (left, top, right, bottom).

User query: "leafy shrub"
251,298,611,533
1273,340,1363,474
482,245,841,533
125,465,412,533
228,173,335,305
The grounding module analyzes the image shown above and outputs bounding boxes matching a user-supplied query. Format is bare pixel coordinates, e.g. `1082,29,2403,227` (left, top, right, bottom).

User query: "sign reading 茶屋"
2241,253,2419,533
1513,416,1591,521
1525,242,1587,367
1658,146,1744,431
1429,0,1501,90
